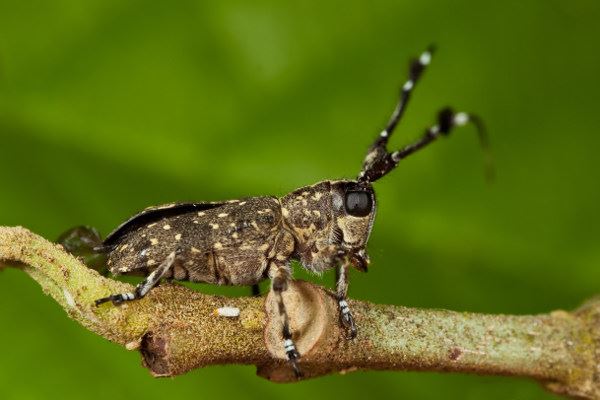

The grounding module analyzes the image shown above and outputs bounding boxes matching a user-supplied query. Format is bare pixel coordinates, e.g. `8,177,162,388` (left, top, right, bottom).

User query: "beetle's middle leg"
336,264,357,339
95,251,176,306
269,262,301,377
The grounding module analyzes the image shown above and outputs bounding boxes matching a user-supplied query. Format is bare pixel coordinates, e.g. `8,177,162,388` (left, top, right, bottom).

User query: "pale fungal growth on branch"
1,226,600,399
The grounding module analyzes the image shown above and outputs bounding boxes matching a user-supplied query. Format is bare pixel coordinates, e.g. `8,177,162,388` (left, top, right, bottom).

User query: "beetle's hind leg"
269,262,302,378
95,251,176,306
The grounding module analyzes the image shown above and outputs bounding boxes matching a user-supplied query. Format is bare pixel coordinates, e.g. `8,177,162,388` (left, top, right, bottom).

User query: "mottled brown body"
104,180,374,286
106,197,284,286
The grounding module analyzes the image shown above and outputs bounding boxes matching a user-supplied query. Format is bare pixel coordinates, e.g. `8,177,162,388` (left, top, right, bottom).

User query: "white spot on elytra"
191,247,201,253
214,242,223,250
163,224,171,230
193,220,199,224
63,289,75,308
147,259,156,266
232,232,239,239
258,243,270,251
218,213,228,218
214,306,240,318
211,223,219,229
147,223,157,228
198,212,206,216
239,201,247,206
175,234,182,241
150,238,159,246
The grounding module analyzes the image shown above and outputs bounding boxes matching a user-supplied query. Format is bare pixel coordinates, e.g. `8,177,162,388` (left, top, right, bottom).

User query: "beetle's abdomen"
106,197,283,285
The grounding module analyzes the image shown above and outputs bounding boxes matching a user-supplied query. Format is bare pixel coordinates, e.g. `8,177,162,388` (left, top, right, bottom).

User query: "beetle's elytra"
60,47,490,377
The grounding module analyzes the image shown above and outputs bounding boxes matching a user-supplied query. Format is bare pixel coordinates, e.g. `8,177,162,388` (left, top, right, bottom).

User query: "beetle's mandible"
59,47,490,377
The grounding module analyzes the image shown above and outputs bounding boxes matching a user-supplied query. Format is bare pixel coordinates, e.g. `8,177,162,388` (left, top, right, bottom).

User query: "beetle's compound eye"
344,191,372,217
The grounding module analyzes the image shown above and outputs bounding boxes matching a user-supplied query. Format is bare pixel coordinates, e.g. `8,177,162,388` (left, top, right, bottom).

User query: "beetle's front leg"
269,262,301,377
336,264,357,339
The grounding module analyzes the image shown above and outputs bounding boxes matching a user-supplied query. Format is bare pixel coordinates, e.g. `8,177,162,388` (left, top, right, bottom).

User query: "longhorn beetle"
60,47,490,377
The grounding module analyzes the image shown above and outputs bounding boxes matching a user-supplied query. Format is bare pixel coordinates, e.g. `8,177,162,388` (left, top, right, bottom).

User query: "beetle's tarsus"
338,298,357,339
340,310,358,340
94,297,111,306
286,348,302,378
284,341,302,378
94,292,134,306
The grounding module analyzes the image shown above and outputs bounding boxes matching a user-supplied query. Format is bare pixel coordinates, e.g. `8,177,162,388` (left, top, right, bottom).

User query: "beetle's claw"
338,299,357,339
94,296,111,306
286,349,302,379
94,294,127,307
340,310,357,340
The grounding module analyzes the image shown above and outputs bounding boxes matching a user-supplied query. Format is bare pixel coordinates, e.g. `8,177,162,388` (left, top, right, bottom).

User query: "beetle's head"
330,180,376,272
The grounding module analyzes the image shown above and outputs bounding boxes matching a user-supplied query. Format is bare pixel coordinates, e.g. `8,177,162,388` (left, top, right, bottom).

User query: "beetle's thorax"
280,180,376,273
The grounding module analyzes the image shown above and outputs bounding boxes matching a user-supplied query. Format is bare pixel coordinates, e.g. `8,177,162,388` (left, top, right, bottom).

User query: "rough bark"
1,226,599,399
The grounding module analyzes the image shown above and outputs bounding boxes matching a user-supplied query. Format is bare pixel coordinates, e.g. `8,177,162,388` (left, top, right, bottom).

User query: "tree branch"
1,226,599,399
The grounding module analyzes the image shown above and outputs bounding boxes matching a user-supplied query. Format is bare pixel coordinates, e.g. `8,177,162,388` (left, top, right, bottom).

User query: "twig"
0,226,599,399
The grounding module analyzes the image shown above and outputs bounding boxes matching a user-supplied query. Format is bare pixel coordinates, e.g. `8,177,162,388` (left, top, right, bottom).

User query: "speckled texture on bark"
1,226,599,399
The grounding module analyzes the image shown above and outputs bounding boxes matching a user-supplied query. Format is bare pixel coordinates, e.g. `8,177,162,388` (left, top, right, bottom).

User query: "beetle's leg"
336,264,357,339
95,251,176,306
251,284,261,297
269,262,301,378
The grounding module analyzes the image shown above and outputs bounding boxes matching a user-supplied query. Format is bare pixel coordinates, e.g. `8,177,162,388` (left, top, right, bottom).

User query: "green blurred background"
1,1,599,399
